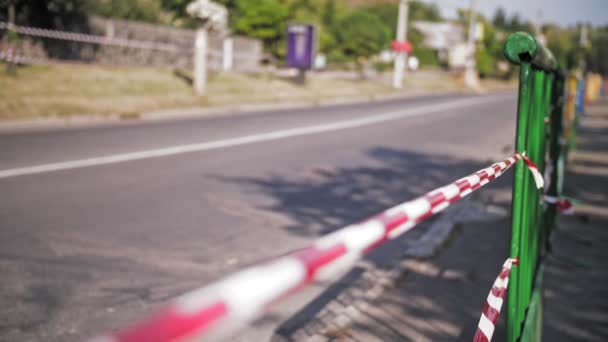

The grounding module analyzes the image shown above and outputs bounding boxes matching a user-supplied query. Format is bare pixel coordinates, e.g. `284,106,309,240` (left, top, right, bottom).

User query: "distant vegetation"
0,0,606,76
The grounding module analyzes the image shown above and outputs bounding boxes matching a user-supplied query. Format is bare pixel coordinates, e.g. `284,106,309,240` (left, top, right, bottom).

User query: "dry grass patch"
0,63,515,121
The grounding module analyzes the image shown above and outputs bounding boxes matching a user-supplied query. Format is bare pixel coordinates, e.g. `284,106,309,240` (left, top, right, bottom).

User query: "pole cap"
504,31,558,72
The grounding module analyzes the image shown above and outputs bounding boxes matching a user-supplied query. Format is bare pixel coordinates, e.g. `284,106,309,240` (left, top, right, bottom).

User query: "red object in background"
391,40,413,53
556,199,574,215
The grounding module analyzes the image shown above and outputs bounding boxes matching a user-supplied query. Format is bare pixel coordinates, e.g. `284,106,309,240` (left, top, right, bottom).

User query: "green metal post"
522,68,545,310
507,61,532,342
504,32,558,342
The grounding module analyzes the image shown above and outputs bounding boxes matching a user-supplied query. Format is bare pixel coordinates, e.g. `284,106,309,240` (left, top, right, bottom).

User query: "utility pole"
535,8,547,46
464,0,478,88
578,24,589,73
193,27,208,96
188,0,227,96
535,9,543,36
580,24,589,48
8,1,14,27
392,0,409,89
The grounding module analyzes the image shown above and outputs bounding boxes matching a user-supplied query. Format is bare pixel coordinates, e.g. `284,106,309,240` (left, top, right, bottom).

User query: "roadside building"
411,21,468,70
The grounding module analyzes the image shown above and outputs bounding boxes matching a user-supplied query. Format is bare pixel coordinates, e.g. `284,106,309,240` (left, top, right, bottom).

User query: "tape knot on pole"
518,152,544,189
543,195,575,214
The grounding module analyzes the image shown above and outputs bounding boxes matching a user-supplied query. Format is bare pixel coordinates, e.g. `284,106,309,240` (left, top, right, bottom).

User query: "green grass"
0,63,514,121
0,64,199,120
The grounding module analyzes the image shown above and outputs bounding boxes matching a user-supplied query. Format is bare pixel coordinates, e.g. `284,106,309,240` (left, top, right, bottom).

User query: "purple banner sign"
287,24,316,69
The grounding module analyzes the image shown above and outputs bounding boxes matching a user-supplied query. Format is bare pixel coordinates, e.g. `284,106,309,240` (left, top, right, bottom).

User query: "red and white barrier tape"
520,153,544,189
544,195,574,214
90,153,542,342
473,258,518,342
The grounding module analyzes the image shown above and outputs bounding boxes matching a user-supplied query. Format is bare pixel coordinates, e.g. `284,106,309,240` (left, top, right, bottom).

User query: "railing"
503,31,560,342
501,31,595,341
0,21,261,70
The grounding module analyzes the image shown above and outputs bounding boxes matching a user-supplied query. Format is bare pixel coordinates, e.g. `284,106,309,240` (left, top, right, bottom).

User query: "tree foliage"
363,1,442,39
476,20,502,78
231,0,290,57
2,0,605,76
322,0,337,28
492,7,507,29
0,0,89,29
585,27,608,75
158,0,191,23
506,13,534,33
89,0,165,23
334,10,390,62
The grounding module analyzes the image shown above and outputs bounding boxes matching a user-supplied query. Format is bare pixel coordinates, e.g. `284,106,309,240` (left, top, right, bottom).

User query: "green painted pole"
523,69,546,308
504,31,558,342
507,61,532,342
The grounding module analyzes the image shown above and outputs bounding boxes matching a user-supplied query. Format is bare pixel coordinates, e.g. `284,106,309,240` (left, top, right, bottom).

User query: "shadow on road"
216,147,512,238
216,146,516,341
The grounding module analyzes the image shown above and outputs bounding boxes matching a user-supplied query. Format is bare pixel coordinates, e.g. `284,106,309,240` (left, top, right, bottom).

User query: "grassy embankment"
0,63,515,121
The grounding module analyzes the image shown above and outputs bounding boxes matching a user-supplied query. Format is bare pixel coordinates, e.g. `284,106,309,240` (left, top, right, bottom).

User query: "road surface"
0,92,518,341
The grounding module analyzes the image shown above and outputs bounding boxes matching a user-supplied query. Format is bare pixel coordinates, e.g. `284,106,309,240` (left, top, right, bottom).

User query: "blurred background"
0,0,605,120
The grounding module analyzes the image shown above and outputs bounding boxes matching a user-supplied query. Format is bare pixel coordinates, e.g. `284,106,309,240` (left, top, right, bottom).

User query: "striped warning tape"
521,153,544,189
544,195,574,214
90,153,542,342
473,258,518,342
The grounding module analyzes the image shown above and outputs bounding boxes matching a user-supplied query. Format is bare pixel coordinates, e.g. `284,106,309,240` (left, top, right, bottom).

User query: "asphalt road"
0,92,518,342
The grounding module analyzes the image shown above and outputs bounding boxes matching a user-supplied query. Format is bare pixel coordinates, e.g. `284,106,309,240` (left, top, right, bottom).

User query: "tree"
322,0,337,29
159,0,191,23
89,0,165,23
289,0,317,21
0,0,88,29
469,14,502,78
492,7,507,29
335,10,390,65
364,1,442,39
586,28,608,76
231,0,290,57
409,1,441,22
318,0,339,57
507,13,534,33
543,24,574,69
476,47,495,78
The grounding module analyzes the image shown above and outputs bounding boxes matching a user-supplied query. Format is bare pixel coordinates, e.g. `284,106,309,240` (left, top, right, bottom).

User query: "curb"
0,89,473,133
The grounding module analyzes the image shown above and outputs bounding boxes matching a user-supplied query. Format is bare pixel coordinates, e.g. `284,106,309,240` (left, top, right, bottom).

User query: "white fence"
0,17,262,71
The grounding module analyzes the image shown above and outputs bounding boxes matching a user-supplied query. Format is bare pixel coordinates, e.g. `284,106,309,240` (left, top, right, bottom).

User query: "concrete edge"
0,89,477,134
